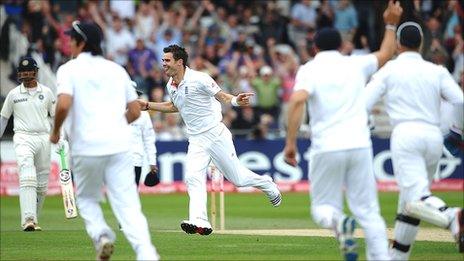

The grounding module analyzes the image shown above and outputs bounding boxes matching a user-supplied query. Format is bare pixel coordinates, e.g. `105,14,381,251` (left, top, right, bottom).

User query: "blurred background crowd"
1,0,463,140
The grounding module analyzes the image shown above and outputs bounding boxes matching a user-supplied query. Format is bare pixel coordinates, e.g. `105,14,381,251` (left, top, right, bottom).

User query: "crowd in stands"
1,0,463,140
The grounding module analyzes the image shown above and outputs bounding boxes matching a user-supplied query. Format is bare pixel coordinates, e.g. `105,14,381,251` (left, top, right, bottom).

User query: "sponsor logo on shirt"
13,98,27,103
185,86,188,94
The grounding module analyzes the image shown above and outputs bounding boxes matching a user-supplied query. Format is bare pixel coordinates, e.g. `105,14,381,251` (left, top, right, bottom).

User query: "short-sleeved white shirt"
1,83,55,134
56,52,137,156
365,52,463,128
294,51,378,153
166,67,222,136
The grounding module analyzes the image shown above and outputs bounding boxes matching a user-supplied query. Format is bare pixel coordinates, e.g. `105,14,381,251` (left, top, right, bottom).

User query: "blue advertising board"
155,138,463,183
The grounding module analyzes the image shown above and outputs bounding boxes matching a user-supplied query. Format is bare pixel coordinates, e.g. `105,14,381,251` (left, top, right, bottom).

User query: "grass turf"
1,192,463,260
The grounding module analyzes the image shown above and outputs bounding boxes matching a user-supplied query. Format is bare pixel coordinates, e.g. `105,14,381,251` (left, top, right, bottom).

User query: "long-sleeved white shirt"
131,111,157,167
365,52,463,129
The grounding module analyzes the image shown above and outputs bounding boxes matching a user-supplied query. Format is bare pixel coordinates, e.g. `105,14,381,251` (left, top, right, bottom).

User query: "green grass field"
1,192,463,260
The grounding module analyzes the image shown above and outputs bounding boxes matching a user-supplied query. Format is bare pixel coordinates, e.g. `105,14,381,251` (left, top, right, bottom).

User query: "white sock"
20,186,37,225
391,218,420,260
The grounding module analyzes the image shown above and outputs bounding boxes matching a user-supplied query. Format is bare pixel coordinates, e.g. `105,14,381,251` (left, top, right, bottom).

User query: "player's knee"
20,174,37,188
37,180,48,195
19,162,37,188
311,205,338,229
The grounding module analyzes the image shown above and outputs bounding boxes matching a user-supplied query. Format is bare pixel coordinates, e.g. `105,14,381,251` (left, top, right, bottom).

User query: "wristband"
231,97,239,107
385,24,397,31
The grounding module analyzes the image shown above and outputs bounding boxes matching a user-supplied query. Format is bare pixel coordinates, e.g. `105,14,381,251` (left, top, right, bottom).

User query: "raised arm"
372,0,403,68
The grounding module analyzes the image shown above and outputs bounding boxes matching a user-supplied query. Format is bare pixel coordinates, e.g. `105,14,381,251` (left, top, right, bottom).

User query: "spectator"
133,1,159,42
103,16,135,66
288,0,317,47
127,38,158,93
252,65,281,121
334,0,358,41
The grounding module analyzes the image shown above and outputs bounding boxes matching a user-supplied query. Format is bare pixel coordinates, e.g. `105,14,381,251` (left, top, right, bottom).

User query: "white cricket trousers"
391,122,443,213
13,132,50,225
309,147,389,261
186,123,276,222
72,151,158,260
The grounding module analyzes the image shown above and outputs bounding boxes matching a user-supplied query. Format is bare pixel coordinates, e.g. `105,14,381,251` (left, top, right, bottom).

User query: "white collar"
20,83,42,94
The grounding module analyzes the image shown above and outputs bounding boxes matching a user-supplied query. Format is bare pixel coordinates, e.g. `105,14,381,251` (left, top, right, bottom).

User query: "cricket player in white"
131,84,158,187
365,22,464,259
0,57,55,232
49,21,159,261
138,44,282,236
283,2,402,260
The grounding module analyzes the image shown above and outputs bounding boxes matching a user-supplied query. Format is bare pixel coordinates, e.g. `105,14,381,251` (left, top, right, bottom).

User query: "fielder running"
138,44,282,236
0,57,55,231
283,1,402,260
49,21,159,260
364,22,464,258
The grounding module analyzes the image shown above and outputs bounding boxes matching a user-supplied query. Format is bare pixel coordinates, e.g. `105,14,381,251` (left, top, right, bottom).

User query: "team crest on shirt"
39,94,44,100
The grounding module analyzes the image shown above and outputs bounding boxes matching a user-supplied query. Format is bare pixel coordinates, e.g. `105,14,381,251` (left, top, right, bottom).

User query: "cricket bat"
59,148,78,219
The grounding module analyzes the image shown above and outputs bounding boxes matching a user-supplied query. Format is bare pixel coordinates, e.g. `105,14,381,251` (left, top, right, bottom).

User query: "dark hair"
163,45,188,68
314,27,342,51
399,26,422,49
73,35,103,56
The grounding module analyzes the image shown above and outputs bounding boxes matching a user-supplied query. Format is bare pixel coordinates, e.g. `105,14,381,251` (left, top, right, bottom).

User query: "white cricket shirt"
1,83,55,134
365,52,463,128
131,111,157,167
294,51,378,153
56,52,138,156
166,67,222,135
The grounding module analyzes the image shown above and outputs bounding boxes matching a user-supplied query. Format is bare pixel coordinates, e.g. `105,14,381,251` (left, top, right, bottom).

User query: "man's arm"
126,100,141,124
139,100,179,113
283,90,309,166
214,90,254,107
50,94,72,144
372,0,403,68
0,93,12,138
0,116,9,138
364,68,388,113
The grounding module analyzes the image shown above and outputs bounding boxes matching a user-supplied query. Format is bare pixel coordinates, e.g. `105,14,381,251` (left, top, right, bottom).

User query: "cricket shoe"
337,216,358,261
96,235,114,261
263,175,282,207
180,219,213,235
34,224,42,231
22,218,35,232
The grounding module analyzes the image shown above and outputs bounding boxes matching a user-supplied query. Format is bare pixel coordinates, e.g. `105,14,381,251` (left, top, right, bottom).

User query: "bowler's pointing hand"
236,93,254,106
